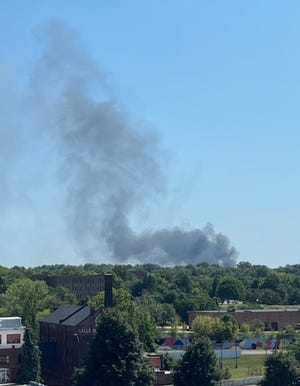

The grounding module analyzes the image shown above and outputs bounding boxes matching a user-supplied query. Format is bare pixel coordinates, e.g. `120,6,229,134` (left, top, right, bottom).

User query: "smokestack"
104,274,113,308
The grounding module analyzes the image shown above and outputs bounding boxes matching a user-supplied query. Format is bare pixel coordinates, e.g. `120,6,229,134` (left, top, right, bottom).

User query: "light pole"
235,339,238,368
216,340,223,369
220,341,223,369
73,333,80,368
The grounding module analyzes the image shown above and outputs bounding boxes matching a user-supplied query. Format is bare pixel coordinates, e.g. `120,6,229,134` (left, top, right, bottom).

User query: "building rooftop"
189,308,300,313
41,304,98,326
0,317,22,330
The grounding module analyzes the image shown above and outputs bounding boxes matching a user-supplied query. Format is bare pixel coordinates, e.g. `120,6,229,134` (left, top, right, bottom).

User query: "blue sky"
1,1,300,268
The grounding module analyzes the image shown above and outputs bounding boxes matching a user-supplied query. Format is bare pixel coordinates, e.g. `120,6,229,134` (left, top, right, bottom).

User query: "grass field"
222,354,266,379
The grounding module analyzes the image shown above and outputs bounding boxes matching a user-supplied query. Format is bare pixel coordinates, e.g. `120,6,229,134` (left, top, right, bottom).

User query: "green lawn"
222,354,266,379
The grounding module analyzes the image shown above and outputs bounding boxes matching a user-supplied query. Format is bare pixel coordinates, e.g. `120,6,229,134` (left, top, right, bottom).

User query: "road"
241,349,279,355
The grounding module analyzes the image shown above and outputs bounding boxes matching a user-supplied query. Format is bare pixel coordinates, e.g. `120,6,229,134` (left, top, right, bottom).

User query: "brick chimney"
104,274,113,308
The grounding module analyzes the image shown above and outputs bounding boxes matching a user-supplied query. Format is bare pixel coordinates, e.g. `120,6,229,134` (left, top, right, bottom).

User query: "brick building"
188,308,300,330
39,304,102,386
34,274,105,299
0,317,25,383
39,274,113,386
34,271,146,300
147,353,173,385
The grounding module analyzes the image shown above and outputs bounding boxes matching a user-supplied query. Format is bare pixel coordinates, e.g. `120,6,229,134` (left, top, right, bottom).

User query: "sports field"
222,353,266,379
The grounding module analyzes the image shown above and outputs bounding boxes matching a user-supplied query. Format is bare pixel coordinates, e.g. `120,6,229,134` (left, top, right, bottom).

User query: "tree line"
1,261,300,326
1,261,300,384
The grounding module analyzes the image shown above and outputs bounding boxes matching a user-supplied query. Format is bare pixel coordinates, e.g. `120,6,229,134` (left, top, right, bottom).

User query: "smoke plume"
18,21,238,266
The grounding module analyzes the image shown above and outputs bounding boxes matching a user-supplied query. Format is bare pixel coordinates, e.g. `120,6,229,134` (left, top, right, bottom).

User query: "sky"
1,1,300,268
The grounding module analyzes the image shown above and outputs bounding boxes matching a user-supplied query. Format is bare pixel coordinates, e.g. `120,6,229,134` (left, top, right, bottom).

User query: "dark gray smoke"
28,21,237,267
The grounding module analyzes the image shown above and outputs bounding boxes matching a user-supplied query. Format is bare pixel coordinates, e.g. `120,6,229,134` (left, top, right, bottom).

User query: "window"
6,334,21,344
0,355,9,364
0,369,9,382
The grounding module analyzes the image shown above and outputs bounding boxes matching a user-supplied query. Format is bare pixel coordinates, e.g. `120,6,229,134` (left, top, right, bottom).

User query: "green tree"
88,291,105,307
192,315,214,336
218,315,238,341
252,318,265,332
239,322,251,338
163,352,178,370
134,304,157,352
260,273,280,291
216,277,246,302
260,351,298,386
175,271,192,293
0,278,51,334
74,308,155,386
192,315,237,341
114,290,157,351
52,285,77,304
257,288,282,305
290,339,300,363
18,328,42,384
174,336,221,386
0,275,6,294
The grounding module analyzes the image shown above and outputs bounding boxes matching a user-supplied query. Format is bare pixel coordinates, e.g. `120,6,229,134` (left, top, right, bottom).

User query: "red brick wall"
0,347,22,382
155,371,173,385
147,355,163,369
188,309,300,330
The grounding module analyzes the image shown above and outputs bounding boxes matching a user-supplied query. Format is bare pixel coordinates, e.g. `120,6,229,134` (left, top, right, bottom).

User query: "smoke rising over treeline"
2,21,237,267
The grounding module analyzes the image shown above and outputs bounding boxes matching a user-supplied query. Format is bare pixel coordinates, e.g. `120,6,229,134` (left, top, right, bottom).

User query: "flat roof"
189,308,300,313
0,317,22,320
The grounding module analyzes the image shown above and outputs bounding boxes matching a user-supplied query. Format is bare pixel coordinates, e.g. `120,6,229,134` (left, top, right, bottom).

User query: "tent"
172,338,190,350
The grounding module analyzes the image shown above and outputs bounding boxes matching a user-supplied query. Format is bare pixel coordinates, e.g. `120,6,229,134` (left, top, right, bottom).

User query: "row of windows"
79,328,96,334
53,276,105,285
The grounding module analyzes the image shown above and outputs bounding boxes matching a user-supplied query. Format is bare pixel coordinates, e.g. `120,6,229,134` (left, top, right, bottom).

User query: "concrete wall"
221,377,263,386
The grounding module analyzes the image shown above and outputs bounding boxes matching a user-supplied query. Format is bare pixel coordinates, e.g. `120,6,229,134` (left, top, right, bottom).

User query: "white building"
0,317,25,383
